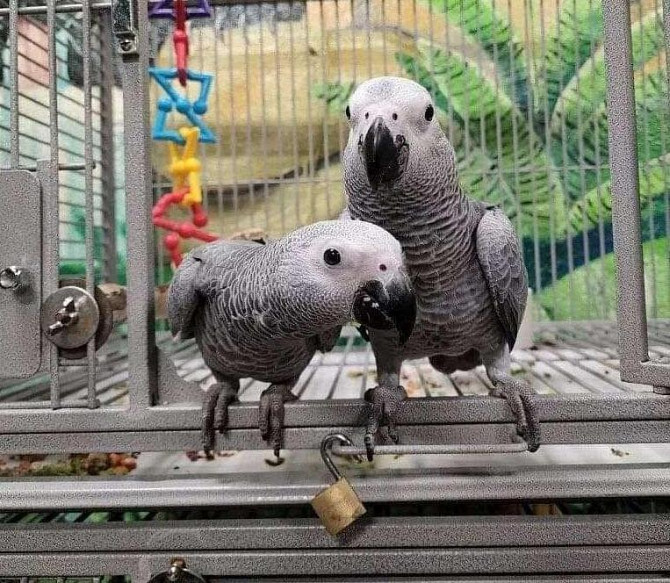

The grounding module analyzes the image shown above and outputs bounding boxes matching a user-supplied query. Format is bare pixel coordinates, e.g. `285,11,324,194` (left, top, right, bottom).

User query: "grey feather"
475,206,528,350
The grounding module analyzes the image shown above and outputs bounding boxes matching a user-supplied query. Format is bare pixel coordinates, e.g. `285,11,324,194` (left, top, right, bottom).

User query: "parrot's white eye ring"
324,248,342,266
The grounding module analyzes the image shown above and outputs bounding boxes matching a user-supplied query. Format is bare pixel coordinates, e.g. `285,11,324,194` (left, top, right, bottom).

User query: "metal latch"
148,558,206,583
112,0,138,55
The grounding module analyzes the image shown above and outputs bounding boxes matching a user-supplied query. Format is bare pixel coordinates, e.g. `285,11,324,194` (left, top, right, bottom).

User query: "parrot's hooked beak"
352,271,416,345
360,116,408,190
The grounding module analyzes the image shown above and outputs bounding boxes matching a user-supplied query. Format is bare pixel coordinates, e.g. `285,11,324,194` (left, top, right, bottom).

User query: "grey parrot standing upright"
342,77,540,459
167,219,416,458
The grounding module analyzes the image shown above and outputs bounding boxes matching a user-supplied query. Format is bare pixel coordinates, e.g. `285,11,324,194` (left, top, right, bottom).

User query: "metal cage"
0,0,669,578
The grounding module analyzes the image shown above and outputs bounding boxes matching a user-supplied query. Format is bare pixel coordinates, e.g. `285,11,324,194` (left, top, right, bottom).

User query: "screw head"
118,37,136,53
0,266,22,290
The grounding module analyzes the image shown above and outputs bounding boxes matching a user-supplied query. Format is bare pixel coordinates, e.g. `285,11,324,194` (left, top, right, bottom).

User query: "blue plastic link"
149,67,217,144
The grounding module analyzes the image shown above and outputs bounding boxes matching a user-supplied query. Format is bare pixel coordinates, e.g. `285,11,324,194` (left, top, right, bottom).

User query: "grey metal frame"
0,0,667,458
2,516,670,578
1,513,670,579
604,0,670,390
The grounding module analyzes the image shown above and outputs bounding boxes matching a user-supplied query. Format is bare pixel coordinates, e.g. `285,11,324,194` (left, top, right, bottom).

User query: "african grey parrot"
342,77,539,459
167,219,416,458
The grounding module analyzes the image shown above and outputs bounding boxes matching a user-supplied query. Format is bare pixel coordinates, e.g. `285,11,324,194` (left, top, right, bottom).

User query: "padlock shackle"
320,433,356,481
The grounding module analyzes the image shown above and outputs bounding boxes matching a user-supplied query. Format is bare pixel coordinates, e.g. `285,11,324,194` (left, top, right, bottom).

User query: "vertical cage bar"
99,10,118,283
8,0,19,167
45,0,61,406
120,0,157,407
83,0,98,405
662,0,670,275
602,0,649,376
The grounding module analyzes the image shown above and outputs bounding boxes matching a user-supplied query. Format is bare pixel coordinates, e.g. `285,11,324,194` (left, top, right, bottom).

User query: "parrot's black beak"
361,116,408,190
352,273,416,345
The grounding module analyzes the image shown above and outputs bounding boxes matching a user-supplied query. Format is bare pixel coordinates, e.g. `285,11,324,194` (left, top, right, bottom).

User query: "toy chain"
149,0,217,268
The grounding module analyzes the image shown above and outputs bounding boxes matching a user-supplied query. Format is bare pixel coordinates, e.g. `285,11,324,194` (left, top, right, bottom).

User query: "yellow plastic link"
167,126,203,207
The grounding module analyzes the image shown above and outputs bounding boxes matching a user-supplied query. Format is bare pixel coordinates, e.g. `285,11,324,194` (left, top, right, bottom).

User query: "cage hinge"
112,0,138,56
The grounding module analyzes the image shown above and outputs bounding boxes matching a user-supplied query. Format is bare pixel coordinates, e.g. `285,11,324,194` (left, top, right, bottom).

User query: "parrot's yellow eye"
324,248,341,266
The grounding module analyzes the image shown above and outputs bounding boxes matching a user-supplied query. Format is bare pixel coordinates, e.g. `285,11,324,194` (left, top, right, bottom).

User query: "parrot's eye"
425,104,434,121
323,248,341,266
345,105,350,119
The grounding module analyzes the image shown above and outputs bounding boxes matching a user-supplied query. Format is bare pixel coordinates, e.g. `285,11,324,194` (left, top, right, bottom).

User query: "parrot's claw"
259,385,298,458
491,380,540,452
202,382,239,459
363,385,407,461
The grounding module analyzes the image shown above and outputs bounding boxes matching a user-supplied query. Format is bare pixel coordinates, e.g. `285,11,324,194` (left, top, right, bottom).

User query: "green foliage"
539,0,604,115
428,0,530,111
314,0,669,237
536,237,669,320
551,9,666,204
312,81,356,115
568,154,670,232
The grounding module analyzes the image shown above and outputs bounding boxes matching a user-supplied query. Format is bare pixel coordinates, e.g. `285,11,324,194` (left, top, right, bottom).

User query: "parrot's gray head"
284,220,416,344
343,76,452,195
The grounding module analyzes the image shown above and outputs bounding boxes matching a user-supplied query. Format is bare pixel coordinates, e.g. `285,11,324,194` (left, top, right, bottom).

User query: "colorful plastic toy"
152,187,217,267
149,0,211,19
167,126,202,207
150,67,216,144
149,0,219,267
172,0,189,86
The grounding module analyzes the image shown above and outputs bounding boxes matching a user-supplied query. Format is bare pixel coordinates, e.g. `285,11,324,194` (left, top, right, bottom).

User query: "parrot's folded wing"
475,206,528,351
167,239,263,340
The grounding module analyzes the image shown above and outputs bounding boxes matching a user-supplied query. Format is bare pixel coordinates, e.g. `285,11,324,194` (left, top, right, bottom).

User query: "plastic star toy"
150,67,216,144
149,0,211,19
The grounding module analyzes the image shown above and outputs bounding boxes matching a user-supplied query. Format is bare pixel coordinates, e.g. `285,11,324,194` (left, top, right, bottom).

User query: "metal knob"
41,286,100,350
47,295,84,336
0,266,23,290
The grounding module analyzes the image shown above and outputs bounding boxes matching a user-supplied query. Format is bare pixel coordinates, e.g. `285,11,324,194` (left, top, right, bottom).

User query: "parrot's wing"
314,326,343,353
167,239,262,340
475,206,528,351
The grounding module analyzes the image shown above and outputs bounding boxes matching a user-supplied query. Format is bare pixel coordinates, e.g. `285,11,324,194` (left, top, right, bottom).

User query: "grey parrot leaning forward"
167,219,416,458
342,77,540,459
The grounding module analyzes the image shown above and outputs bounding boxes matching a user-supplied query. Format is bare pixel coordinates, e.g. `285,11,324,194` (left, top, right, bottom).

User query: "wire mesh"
145,0,669,323
0,1,120,405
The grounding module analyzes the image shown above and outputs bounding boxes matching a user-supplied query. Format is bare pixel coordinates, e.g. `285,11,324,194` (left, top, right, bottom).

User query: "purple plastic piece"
148,0,211,19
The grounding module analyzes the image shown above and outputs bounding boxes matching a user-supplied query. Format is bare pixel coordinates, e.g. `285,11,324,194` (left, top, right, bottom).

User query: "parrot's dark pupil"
425,105,434,121
345,105,350,119
324,248,341,265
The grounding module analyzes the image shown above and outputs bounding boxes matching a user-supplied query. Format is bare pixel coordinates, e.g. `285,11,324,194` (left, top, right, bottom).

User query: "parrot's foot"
363,385,407,461
259,384,298,458
491,380,540,452
202,382,239,459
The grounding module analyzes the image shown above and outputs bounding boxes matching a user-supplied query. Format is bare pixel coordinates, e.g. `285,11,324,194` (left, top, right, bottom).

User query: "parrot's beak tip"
352,276,416,344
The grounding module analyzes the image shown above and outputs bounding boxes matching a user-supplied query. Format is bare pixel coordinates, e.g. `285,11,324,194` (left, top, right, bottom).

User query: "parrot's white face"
285,220,416,343
343,76,452,193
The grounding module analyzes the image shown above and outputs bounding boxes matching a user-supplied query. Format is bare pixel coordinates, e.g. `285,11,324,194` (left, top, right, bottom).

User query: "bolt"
118,38,135,53
0,266,22,290
48,321,65,336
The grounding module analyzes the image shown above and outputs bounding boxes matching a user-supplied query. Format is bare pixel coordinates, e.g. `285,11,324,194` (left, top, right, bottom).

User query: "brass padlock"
311,433,366,536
